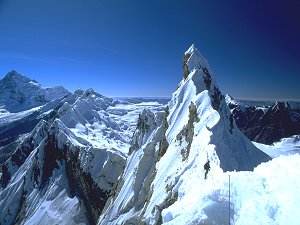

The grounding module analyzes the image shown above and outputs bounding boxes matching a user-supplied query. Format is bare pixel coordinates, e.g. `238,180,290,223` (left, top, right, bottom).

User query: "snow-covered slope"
0,71,69,165
253,135,300,158
0,87,168,225
98,45,271,224
0,96,71,165
0,70,69,113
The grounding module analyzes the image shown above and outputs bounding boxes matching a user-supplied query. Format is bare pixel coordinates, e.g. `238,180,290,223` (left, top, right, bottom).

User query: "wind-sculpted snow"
253,135,300,158
157,154,300,225
99,44,271,225
0,85,168,225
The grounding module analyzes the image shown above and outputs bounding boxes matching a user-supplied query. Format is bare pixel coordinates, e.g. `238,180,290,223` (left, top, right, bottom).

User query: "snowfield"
157,154,300,225
254,135,300,158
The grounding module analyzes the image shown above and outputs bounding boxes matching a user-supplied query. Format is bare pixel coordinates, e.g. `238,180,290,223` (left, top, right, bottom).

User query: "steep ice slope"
1,89,168,225
98,45,271,224
0,70,69,113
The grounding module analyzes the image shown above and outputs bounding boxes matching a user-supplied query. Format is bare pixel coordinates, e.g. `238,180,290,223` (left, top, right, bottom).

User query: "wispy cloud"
0,49,132,70
0,52,98,67
44,37,131,57
1,51,89,64
54,56,96,65
0,52,56,64
94,45,131,57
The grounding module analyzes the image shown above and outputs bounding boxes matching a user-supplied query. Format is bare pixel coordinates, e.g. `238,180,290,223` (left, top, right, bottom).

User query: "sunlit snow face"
64,98,168,153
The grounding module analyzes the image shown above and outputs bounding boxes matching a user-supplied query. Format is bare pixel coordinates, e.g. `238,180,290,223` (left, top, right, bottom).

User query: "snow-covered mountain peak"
98,45,271,225
81,88,111,102
169,45,270,172
3,70,32,82
184,43,196,54
272,101,291,111
74,88,84,95
1,70,39,89
225,94,238,105
0,71,69,113
183,44,211,78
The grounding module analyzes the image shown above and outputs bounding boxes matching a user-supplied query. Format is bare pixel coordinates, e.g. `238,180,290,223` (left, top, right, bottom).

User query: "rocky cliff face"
226,95,300,144
98,45,270,225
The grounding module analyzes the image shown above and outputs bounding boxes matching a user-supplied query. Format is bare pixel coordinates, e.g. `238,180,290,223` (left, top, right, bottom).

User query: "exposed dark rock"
65,145,110,225
1,136,35,188
229,100,300,144
211,86,224,111
158,106,169,160
203,67,212,89
13,187,27,225
0,94,70,166
137,114,150,133
229,114,234,134
40,136,65,188
183,53,191,80
1,163,10,188
129,109,156,154
33,157,40,186
156,184,178,225
177,101,200,161
0,115,39,163
0,136,25,165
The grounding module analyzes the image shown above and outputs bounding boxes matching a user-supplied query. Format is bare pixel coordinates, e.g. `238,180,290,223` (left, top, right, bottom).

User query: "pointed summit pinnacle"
183,44,211,80
4,70,21,79
3,70,32,83
182,44,211,80
184,44,198,55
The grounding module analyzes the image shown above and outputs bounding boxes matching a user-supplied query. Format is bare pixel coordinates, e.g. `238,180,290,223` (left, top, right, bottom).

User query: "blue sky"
0,0,299,99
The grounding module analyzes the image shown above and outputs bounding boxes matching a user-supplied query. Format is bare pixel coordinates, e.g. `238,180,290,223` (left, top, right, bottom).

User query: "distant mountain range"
226,95,300,144
0,46,299,225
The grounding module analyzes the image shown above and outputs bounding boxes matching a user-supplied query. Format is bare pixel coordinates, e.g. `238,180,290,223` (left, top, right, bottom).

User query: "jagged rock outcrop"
98,45,271,225
0,89,128,225
226,95,300,144
0,71,70,164
129,109,157,154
